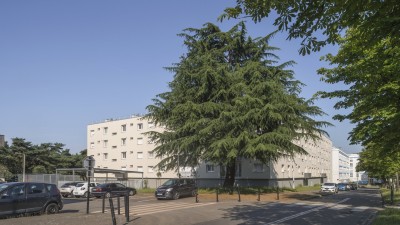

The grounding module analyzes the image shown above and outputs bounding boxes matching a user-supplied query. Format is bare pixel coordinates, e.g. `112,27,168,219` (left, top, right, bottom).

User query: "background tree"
220,0,400,55
0,138,87,176
146,22,330,187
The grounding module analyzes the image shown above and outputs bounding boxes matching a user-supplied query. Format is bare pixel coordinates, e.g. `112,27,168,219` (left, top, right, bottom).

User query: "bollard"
117,196,120,215
257,187,260,201
109,197,116,225
216,187,219,202
276,186,280,200
195,192,199,203
125,191,130,222
237,185,241,202
102,194,106,213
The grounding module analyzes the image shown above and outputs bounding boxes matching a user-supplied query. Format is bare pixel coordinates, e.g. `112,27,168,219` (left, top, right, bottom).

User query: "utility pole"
22,153,25,182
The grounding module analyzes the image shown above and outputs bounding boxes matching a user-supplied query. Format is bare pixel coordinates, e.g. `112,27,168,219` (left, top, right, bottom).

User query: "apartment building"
195,134,333,187
87,115,176,179
88,116,333,188
332,147,351,182
348,153,365,182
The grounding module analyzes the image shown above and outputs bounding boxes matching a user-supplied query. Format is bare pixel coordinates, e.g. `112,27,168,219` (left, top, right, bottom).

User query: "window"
28,183,44,194
103,140,108,148
121,124,127,132
90,142,94,149
137,123,143,130
206,164,214,173
112,132,117,136
112,159,117,162
121,138,126,146
103,127,108,135
90,130,95,136
148,166,154,173
130,123,133,126
236,162,242,177
130,151,133,154
129,165,133,168
137,166,143,172
103,153,108,160
219,165,226,178
137,138,143,145
148,151,154,158
137,152,143,159
148,122,154,128
253,163,264,173
121,152,127,159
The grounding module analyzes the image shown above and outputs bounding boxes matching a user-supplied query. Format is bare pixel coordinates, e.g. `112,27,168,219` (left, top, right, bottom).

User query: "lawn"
371,188,400,225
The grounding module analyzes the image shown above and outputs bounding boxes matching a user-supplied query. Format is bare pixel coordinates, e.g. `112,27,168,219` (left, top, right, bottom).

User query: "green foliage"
318,30,400,152
146,22,330,187
372,208,400,225
32,165,47,174
0,138,86,175
357,143,400,180
220,0,400,55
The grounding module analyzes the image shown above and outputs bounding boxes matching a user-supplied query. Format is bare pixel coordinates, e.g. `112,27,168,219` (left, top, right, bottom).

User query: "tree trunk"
223,159,236,188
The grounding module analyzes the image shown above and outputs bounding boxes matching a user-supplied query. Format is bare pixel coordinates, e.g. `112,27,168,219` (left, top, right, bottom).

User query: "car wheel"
105,192,111,198
83,192,89,198
129,190,135,196
70,191,74,197
173,191,180,200
45,203,59,214
191,189,197,197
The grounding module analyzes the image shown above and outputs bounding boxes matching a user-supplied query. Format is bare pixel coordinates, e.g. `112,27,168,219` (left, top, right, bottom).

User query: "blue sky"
0,1,361,154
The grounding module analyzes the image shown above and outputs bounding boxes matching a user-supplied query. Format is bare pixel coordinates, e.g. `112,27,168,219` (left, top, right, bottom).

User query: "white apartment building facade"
87,116,177,179
348,153,366,182
87,116,334,188
331,147,351,182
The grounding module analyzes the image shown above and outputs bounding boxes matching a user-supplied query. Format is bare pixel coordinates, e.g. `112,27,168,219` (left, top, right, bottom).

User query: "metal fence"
15,174,325,189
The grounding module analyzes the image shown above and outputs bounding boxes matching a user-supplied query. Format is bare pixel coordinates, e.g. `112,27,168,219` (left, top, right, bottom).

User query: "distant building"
332,147,351,182
348,153,366,182
0,135,5,148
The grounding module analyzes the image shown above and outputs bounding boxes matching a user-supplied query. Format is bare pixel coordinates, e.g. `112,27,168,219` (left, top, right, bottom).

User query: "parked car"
0,182,63,218
59,182,80,198
73,182,100,198
358,180,368,186
337,183,350,191
320,183,338,193
349,183,358,190
91,183,136,198
155,178,197,200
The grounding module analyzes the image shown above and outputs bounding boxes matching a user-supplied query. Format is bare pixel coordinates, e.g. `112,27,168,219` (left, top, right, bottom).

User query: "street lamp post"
22,153,25,182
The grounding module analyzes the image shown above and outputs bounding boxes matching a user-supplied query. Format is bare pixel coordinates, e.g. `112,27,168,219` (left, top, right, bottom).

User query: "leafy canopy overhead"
145,22,330,175
220,0,400,55
318,29,400,152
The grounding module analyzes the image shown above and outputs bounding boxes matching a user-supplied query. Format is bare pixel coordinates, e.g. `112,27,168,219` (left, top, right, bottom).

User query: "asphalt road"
0,188,382,225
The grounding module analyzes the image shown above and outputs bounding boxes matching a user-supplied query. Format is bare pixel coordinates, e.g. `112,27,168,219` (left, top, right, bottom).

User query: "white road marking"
265,198,351,225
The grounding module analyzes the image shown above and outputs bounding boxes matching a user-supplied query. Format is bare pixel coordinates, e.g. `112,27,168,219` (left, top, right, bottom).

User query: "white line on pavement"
265,198,351,225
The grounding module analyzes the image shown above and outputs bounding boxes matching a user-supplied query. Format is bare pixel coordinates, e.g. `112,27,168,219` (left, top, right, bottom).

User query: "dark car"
59,182,80,198
0,182,63,218
91,183,136,198
337,183,350,191
155,179,197,200
349,183,358,190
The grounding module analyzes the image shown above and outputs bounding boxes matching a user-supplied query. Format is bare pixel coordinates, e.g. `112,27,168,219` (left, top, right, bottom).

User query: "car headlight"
166,188,174,192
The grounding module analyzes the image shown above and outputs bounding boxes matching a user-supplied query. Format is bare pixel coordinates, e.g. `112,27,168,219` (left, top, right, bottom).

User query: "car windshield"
76,183,85,187
323,183,335,186
0,183,12,192
162,179,178,186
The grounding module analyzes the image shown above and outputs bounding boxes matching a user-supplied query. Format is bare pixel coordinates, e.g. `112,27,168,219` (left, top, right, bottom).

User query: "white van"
73,182,100,198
